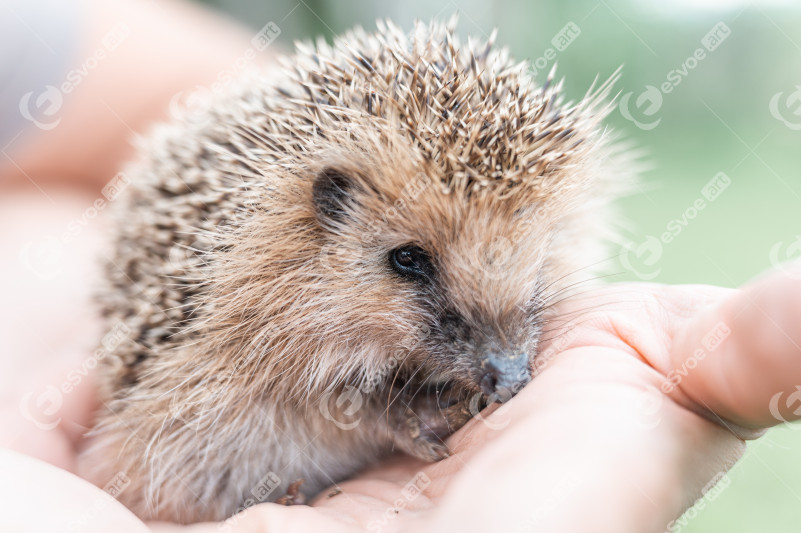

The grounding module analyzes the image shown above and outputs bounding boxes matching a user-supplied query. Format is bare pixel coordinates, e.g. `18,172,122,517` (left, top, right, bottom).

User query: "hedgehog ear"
312,167,357,226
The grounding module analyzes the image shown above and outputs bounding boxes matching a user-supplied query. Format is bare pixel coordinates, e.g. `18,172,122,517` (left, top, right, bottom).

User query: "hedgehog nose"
479,353,531,399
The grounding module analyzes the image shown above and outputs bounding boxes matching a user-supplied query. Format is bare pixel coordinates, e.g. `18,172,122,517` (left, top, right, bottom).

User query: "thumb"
668,265,801,431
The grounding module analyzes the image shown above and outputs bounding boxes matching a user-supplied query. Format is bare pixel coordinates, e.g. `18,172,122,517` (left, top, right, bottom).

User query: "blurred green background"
201,0,801,530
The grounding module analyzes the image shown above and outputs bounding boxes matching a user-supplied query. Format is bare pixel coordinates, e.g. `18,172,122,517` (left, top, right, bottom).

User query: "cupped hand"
3,267,800,533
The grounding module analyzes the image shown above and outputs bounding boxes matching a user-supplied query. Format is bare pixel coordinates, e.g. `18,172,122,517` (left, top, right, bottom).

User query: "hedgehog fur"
83,18,633,523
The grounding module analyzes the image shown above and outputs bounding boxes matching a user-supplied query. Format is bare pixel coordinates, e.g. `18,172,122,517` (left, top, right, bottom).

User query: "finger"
0,448,149,533
148,503,357,533
0,191,103,470
414,347,744,533
668,265,801,431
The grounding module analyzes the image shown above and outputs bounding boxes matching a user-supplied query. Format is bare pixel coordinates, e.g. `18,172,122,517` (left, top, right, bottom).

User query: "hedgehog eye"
389,246,432,279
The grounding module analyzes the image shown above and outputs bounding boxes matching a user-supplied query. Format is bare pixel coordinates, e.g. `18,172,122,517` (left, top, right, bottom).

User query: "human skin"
2,0,278,191
2,0,801,530
1,190,799,532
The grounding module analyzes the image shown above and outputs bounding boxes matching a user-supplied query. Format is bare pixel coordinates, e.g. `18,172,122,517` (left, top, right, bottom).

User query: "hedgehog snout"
477,350,532,399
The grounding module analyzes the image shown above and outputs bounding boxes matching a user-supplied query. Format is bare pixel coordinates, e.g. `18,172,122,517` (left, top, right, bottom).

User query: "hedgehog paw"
387,382,474,462
274,479,306,506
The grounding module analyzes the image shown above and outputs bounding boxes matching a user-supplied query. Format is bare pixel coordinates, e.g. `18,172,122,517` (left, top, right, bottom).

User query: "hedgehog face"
307,131,577,398
211,21,627,401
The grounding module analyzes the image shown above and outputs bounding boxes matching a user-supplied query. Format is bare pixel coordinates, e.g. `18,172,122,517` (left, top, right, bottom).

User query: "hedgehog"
82,18,631,523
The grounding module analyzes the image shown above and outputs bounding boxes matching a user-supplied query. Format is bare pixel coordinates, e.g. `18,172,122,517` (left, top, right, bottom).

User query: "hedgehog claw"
387,382,473,462
274,479,306,506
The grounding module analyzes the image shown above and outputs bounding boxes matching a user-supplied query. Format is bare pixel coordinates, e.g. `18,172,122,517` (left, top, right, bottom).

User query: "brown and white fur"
83,18,632,523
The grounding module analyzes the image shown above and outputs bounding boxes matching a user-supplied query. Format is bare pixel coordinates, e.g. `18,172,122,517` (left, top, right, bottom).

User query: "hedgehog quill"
84,19,633,523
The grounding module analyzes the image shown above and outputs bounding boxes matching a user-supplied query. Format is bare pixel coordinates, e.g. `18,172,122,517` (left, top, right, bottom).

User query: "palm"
274,283,748,533
5,275,800,533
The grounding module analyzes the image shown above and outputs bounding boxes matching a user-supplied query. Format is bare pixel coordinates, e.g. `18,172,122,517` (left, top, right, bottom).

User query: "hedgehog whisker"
383,350,435,421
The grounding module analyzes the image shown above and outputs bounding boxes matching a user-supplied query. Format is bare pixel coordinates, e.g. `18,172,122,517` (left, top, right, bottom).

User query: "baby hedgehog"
84,19,629,523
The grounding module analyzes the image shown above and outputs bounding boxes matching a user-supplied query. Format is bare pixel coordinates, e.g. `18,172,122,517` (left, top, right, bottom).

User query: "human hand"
4,262,800,533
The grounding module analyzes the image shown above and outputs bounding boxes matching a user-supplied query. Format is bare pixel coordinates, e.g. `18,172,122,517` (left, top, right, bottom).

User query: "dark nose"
479,352,531,398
